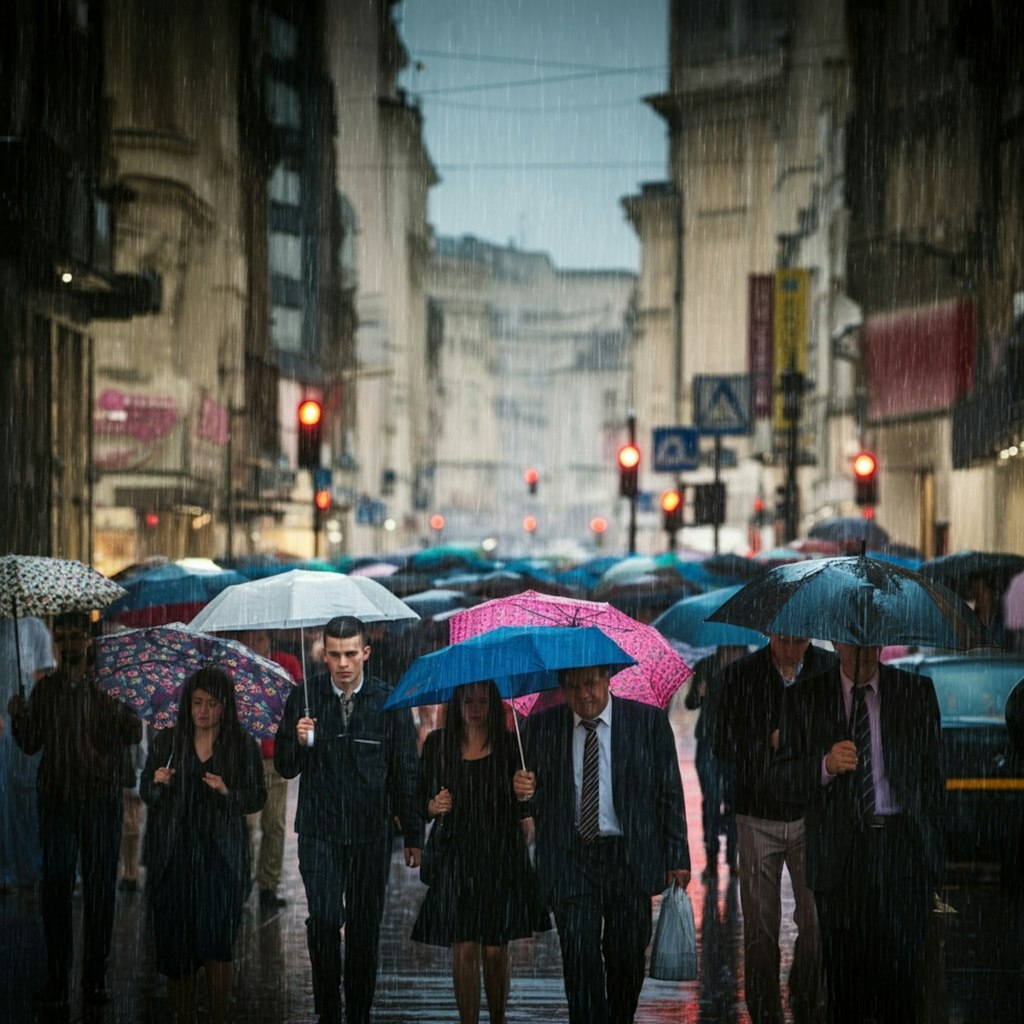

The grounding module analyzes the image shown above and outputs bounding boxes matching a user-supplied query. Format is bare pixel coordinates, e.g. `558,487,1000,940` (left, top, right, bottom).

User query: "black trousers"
552,836,651,1024
298,833,391,1024
815,820,931,1024
38,792,122,993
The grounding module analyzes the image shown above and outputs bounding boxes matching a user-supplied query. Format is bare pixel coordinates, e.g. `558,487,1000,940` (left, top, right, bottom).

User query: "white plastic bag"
649,883,697,981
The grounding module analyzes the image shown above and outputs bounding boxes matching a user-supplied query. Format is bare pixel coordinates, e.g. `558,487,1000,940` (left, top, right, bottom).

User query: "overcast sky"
397,0,669,273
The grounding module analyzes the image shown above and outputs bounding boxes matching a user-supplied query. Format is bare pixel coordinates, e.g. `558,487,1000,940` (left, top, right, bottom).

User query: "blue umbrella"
105,560,247,626
383,625,636,711
652,586,767,648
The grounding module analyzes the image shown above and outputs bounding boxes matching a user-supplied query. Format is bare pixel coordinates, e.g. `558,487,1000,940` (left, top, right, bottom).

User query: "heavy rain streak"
2,1,1024,1023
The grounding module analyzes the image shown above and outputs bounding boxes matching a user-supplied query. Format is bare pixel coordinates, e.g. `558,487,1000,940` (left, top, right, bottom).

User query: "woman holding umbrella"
141,667,266,1024
412,680,549,1024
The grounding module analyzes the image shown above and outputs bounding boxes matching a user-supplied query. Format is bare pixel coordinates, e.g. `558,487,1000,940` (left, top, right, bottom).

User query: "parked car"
889,652,1024,872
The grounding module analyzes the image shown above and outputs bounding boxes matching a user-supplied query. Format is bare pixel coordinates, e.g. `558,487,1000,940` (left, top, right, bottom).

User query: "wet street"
2,709,1023,1023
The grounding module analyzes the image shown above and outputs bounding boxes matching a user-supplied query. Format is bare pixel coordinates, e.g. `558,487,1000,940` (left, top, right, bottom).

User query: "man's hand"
825,739,858,776
513,769,536,802
296,716,316,746
404,847,421,868
667,869,691,889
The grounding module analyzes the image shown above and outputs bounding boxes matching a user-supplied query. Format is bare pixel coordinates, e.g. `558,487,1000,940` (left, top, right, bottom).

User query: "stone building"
426,236,635,557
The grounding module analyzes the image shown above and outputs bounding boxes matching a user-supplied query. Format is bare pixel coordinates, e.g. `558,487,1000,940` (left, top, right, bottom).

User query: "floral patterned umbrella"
0,554,125,619
449,589,693,712
93,623,297,738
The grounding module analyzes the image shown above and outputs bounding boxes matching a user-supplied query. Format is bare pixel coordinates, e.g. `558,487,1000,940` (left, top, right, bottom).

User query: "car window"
922,663,1024,720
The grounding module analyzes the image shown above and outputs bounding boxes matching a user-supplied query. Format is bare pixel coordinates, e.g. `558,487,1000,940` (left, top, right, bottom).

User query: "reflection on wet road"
0,709,1021,1022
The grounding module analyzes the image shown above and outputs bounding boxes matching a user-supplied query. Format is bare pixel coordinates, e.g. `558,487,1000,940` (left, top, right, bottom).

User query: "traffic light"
297,399,323,470
314,488,332,517
523,515,537,533
524,468,539,495
694,482,726,526
853,450,878,506
660,489,684,532
618,443,640,497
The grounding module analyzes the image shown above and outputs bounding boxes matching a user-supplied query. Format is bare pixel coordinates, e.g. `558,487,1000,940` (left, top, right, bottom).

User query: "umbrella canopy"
706,555,987,649
449,589,693,711
382,625,636,711
652,585,767,648
918,550,1024,599
93,623,297,738
104,560,248,627
400,588,477,617
807,516,891,550
188,569,419,632
0,554,125,619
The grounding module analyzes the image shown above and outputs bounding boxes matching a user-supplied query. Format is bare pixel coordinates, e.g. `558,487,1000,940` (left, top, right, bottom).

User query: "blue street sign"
693,375,752,436
652,426,700,472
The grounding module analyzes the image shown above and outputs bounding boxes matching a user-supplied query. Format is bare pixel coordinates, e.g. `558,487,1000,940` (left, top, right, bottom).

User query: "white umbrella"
188,569,419,631
187,570,418,716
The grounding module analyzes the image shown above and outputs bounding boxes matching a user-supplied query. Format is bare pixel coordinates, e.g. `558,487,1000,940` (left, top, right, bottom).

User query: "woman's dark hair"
171,666,249,776
440,680,511,772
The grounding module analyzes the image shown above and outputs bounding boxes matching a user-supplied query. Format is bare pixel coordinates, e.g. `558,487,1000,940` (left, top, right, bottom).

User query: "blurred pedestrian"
7,611,142,1009
413,681,550,1024
275,615,423,1024
684,644,747,877
773,643,945,1024
118,724,148,892
714,635,835,1024
141,666,266,1024
237,628,302,911
0,615,55,894
513,664,691,1024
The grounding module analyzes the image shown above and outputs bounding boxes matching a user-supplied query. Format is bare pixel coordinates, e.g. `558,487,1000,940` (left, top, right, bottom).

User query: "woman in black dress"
412,680,549,1024
141,667,265,1024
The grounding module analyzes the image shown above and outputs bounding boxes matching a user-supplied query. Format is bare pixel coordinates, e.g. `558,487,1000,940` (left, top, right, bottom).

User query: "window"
270,305,303,353
269,232,302,279
269,166,301,205
267,80,301,128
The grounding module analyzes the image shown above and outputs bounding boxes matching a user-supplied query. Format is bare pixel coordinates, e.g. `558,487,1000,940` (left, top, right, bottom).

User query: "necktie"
578,719,600,842
853,684,875,822
340,693,355,731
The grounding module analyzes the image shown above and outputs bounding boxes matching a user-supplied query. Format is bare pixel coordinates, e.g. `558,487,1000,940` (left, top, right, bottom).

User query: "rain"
3,0,1024,1022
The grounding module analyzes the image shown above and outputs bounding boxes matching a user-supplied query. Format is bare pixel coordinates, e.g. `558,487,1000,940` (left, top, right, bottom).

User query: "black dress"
411,730,550,947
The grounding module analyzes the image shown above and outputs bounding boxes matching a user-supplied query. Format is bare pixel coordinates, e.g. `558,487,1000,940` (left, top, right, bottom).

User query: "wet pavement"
1,708,1022,1023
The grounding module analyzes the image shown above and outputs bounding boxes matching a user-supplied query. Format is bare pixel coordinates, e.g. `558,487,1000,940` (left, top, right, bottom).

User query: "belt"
865,814,902,829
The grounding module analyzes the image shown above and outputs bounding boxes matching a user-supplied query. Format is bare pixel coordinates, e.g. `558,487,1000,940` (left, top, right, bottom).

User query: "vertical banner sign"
773,268,809,429
748,275,774,419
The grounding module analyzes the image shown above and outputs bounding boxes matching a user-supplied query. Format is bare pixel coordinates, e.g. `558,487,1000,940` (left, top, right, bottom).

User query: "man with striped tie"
513,664,691,1024
773,643,945,1024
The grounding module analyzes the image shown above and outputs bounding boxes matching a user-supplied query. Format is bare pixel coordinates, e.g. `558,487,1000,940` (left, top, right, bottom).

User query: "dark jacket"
140,727,266,887
520,695,690,901
771,663,945,892
274,671,423,848
713,643,836,820
11,668,141,801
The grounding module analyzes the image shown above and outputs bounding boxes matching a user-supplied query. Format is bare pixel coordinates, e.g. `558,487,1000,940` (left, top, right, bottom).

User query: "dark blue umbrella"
652,586,767,648
104,560,247,626
382,625,636,711
706,555,986,649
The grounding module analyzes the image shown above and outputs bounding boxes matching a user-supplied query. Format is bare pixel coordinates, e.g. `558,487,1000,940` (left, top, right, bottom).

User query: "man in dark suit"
513,664,691,1024
772,643,945,1024
275,616,423,1024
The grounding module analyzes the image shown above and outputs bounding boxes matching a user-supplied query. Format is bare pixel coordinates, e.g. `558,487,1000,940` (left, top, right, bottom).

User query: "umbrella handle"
13,595,25,699
512,705,526,772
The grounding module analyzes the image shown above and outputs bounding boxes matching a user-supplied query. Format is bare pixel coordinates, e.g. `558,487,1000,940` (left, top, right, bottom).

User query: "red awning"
862,299,975,420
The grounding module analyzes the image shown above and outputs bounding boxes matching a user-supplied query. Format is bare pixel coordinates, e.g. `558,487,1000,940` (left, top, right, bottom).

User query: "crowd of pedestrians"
2,604,947,1024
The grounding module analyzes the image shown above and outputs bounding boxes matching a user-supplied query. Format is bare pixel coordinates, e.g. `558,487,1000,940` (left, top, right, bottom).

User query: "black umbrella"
807,516,891,550
706,554,987,649
918,550,1024,598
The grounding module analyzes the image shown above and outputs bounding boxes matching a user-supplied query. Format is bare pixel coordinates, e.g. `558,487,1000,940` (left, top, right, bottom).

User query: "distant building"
426,236,635,556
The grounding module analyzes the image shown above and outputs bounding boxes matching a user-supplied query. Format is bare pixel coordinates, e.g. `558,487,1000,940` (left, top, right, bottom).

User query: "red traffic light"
523,515,537,533
660,489,684,532
617,444,640,470
523,468,539,486
314,489,332,512
590,516,608,534
298,399,322,427
660,490,682,514
429,514,445,531
852,451,878,478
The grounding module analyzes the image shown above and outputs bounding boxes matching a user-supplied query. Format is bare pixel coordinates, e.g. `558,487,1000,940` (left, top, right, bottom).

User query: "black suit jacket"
772,663,945,893
521,696,690,902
